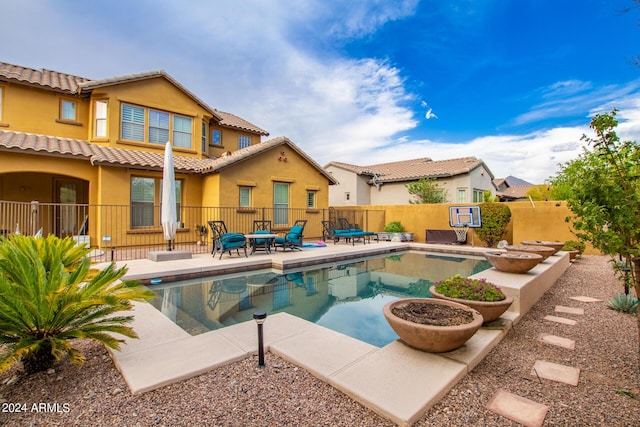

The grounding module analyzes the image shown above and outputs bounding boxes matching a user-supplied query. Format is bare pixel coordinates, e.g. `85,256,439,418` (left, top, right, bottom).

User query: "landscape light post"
253,311,267,368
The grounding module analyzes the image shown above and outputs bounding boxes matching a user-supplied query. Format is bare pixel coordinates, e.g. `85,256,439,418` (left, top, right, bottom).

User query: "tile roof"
325,156,493,183
215,110,269,136
204,136,337,184
0,60,268,135
0,130,213,173
497,185,533,199
0,61,90,93
0,130,336,184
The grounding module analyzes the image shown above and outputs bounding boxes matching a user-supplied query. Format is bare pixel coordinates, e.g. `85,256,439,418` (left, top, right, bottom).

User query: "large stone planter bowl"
430,285,514,323
521,240,565,255
483,250,543,273
505,244,555,261
382,298,483,353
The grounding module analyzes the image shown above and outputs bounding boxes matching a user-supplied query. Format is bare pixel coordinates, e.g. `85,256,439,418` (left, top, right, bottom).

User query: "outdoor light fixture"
253,311,267,368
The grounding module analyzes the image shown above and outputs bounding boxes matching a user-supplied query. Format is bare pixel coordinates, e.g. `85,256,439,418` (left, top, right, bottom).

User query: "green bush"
606,293,638,314
475,203,512,247
434,274,506,302
384,221,404,232
0,234,155,374
563,240,586,253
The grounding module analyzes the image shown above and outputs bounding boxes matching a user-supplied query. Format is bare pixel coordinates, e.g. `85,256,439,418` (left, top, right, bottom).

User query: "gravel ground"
1,255,638,426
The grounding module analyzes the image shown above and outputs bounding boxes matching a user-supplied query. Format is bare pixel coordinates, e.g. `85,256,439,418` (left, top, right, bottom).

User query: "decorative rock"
483,251,543,274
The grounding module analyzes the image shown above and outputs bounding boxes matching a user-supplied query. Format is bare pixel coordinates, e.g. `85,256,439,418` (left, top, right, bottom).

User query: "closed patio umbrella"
161,141,177,250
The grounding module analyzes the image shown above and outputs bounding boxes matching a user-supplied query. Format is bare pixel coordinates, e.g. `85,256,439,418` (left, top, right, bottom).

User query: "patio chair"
207,220,248,260
273,220,307,252
331,218,378,245
321,220,337,242
251,220,274,253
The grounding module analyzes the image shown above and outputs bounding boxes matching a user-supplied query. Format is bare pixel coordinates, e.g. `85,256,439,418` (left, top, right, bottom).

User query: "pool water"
149,251,491,347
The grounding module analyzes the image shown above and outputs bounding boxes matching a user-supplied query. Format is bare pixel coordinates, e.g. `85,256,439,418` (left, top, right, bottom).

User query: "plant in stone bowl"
429,274,513,323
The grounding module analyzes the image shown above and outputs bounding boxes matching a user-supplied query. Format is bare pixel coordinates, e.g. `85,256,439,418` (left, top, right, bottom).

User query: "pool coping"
101,242,570,426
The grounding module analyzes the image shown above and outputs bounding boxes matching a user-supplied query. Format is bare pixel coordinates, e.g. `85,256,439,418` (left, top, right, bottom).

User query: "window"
201,122,207,153
149,110,170,144
130,177,182,228
60,99,77,121
473,189,484,203
121,104,145,142
173,115,192,148
239,186,252,207
212,129,221,145
238,135,251,149
94,100,108,138
120,103,192,148
274,182,289,225
307,191,316,208
131,177,155,227
457,189,467,203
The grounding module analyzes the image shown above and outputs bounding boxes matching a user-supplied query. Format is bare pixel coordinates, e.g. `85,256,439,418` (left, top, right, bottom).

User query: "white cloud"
3,1,640,187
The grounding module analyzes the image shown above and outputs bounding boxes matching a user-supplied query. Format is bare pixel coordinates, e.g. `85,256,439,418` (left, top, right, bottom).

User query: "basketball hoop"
454,228,468,242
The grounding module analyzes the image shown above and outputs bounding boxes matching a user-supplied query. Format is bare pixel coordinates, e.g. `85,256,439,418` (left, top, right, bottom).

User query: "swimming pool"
149,251,491,347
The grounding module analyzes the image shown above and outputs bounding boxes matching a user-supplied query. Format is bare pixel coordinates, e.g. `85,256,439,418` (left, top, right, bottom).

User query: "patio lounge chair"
207,220,248,259
273,220,307,251
325,219,377,245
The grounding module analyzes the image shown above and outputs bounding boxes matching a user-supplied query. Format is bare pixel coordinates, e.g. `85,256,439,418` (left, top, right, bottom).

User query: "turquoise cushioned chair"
273,220,307,252
208,220,248,260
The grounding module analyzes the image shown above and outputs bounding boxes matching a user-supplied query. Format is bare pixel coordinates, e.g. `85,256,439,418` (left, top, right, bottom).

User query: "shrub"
0,234,155,374
434,274,506,302
606,293,638,314
384,221,404,232
563,240,586,253
475,203,511,247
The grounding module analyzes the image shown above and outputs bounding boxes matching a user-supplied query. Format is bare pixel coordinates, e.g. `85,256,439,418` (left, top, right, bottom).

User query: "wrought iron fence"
0,200,384,262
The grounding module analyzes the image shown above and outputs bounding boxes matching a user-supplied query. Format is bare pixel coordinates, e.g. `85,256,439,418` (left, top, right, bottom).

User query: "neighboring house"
325,157,495,206
0,61,335,243
493,175,534,201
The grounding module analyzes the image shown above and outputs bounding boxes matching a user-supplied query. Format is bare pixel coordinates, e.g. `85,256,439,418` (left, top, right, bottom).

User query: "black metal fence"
0,200,384,261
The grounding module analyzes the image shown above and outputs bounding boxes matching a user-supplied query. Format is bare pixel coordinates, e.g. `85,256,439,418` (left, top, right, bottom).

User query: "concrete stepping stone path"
485,388,549,427
569,296,602,302
543,315,577,326
531,360,580,386
537,333,576,350
554,305,585,315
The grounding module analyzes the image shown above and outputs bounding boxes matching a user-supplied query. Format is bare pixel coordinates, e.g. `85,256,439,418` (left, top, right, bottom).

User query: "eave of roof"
203,136,337,184
78,70,223,122
0,130,336,184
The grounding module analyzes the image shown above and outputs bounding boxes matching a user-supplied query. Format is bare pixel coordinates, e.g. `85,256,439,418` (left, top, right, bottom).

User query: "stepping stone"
569,296,602,302
537,333,575,350
485,388,549,427
531,360,580,386
543,315,577,326
555,305,584,315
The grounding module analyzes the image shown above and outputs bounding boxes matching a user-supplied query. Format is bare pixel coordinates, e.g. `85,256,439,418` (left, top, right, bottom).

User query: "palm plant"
0,234,155,374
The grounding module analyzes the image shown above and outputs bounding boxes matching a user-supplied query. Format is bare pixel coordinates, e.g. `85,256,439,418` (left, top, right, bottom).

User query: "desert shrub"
475,203,511,247
0,234,155,374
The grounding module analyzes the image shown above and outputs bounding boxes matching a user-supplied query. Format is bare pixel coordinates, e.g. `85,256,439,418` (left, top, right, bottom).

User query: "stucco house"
0,61,335,247
325,157,495,206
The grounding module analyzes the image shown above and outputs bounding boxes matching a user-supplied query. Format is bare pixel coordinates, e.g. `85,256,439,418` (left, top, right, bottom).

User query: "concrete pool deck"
99,242,570,426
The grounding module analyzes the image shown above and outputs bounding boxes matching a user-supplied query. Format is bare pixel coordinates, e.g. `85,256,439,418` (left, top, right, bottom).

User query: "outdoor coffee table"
245,233,277,254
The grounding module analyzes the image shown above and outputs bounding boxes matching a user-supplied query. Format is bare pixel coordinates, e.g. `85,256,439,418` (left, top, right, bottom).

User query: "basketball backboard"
449,206,482,228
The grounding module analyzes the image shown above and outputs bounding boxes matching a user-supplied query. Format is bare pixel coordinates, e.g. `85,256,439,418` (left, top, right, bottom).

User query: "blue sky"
3,0,640,183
